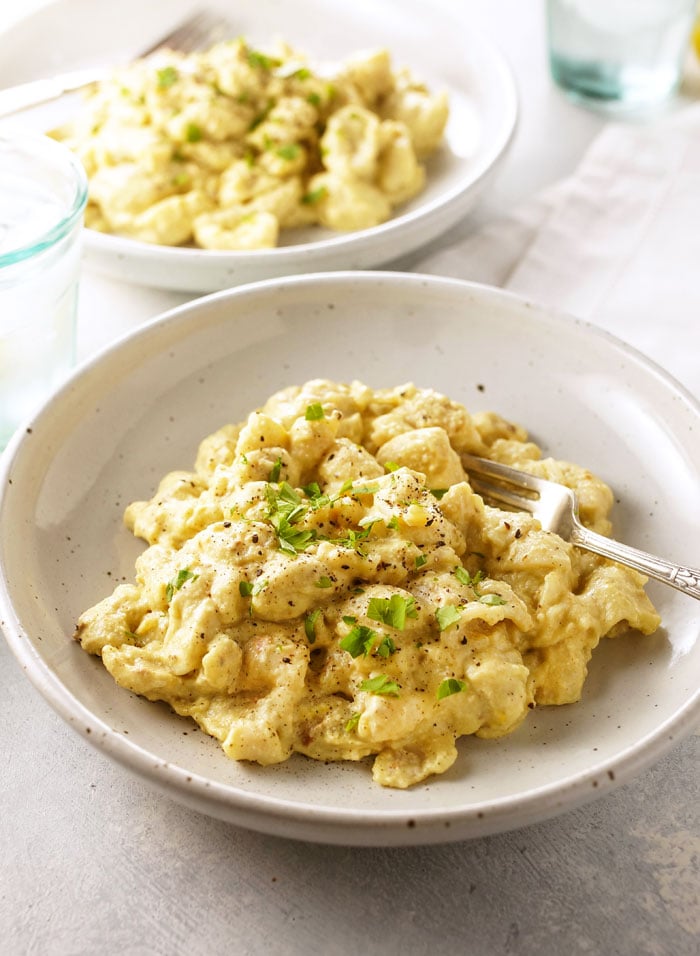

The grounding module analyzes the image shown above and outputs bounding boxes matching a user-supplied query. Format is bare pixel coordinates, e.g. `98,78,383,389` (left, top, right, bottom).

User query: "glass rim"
0,130,88,269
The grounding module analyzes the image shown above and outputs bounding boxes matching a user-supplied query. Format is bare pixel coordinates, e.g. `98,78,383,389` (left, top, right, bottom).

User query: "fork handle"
0,69,106,118
571,525,700,600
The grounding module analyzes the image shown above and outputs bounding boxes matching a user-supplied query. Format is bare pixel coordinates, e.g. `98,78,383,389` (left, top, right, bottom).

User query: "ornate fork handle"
571,524,700,600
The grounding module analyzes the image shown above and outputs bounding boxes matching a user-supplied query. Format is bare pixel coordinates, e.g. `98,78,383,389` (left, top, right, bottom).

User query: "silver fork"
462,454,700,600
0,10,233,118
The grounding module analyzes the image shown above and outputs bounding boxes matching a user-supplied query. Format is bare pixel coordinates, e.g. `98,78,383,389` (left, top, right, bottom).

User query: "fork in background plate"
0,9,234,118
462,454,700,600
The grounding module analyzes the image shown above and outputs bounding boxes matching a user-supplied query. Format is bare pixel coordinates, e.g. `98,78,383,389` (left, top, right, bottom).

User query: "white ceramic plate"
1,272,698,846
0,0,517,292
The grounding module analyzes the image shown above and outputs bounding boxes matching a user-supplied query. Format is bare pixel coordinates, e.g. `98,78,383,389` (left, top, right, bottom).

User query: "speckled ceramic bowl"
1,272,698,845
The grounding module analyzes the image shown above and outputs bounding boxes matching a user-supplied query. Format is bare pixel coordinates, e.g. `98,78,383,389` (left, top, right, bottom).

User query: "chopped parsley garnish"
277,525,316,555
345,712,361,733
435,605,462,632
415,554,427,569
268,456,282,482
431,488,448,500
185,123,203,143
305,402,325,421
306,91,322,106
304,608,321,643
478,593,507,606
156,66,179,89
247,49,279,70
359,674,400,697
301,185,327,205
265,482,316,554
383,461,400,472
375,636,397,658
302,482,332,510
276,143,301,160
350,483,379,497
367,594,417,630
334,524,374,555
315,576,332,589
454,566,483,587
239,581,254,597
437,678,467,700
387,515,400,530
339,624,378,658
165,568,198,602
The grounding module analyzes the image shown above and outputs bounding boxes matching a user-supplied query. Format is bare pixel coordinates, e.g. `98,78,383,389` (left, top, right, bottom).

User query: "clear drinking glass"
546,0,698,109
0,130,87,450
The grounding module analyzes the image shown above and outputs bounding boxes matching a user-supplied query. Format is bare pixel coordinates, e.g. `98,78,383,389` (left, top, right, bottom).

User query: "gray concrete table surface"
1,2,698,954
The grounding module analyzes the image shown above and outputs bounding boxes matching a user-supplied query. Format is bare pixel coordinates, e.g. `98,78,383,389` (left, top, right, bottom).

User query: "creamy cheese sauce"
76,380,660,788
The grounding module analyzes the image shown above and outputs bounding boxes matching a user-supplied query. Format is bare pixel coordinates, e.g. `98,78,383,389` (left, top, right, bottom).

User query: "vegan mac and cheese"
75,381,660,788
53,40,449,249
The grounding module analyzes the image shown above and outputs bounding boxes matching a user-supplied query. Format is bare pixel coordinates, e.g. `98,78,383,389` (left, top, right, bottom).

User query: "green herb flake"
315,576,332,589
345,712,361,733
387,515,400,530
359,674,400,697
185,122,203,143
453,566,472,586
304,402,325,421
414,553,427,569
156,66,179,89
437,677,467,700
431,488,449,500
478,593,507,606
376,636,397,659
268,456,282,482
350,483,379,497
334,524,374,555
384,461,400,472
301,186,327,205
340,624,378,658
248,49,279,70
307,91,321,106
165,568,198,603
239,581,254,597
454,567,485,593
276,143,300,161
367,594,418,630
435,605,462,632
304,608,321,643
265,481,316,554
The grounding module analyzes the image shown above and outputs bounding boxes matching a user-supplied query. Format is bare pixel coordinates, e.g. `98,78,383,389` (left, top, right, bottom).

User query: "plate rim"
1,270,698,844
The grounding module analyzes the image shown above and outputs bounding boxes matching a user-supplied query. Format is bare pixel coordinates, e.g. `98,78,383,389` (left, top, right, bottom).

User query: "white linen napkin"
416,105,700,399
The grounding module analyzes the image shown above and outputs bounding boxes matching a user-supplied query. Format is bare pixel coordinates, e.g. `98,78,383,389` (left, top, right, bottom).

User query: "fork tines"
140,10,234,58
462,454,541,513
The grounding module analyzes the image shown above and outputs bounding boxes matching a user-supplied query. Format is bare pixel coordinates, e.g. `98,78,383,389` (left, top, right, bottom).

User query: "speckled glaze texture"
1,272,698,847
